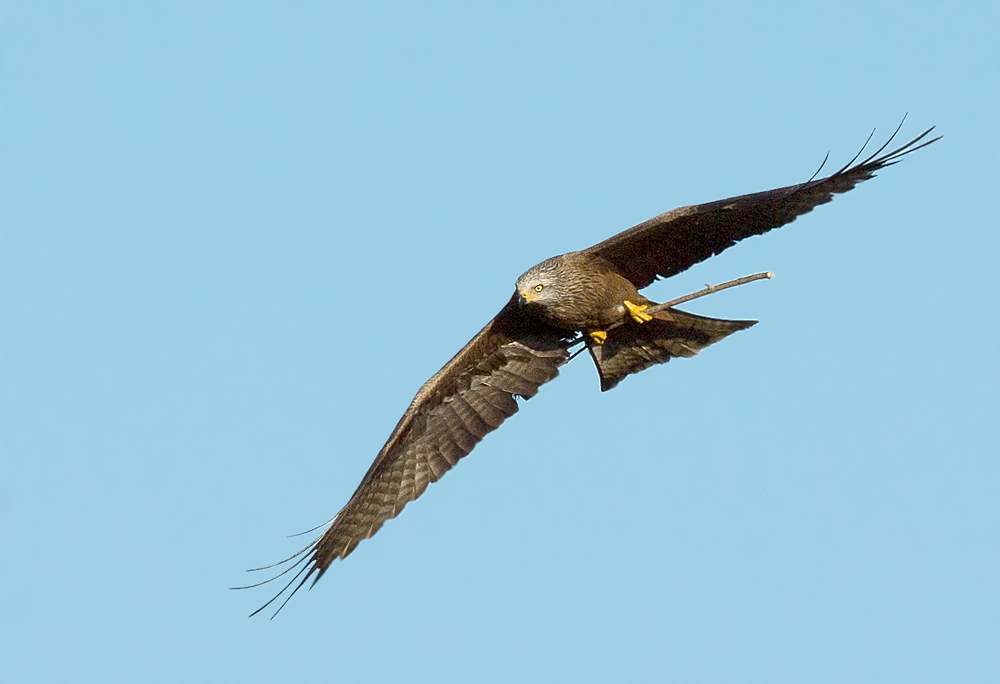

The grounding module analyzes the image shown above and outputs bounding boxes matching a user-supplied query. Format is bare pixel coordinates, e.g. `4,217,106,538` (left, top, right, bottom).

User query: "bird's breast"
538,275,641,330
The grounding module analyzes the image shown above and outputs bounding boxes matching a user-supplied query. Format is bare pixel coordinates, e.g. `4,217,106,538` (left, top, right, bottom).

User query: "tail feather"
588,308,756,391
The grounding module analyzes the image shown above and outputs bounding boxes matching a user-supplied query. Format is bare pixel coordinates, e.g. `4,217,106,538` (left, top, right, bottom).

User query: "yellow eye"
533,284,544,293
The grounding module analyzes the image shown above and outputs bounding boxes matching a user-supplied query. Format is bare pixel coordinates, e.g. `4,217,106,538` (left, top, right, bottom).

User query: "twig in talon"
602,271,774,335
648,271,774,315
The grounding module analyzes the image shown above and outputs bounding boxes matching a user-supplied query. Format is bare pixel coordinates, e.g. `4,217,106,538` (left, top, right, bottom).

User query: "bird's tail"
589,308,756,391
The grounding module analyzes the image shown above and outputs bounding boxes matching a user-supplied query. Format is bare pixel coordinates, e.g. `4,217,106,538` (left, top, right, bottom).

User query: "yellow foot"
624,300,653,323
589,330,608,345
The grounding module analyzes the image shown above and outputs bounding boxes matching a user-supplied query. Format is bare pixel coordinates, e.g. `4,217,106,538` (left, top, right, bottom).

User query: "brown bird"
238,122,938,617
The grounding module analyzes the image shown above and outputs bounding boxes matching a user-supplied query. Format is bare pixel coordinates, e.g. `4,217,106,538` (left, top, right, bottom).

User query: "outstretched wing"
241,294,576,616
584,124,940,289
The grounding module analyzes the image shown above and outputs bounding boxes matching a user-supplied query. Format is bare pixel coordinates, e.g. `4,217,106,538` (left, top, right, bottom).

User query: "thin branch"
649,271,774,312
603,271,774,334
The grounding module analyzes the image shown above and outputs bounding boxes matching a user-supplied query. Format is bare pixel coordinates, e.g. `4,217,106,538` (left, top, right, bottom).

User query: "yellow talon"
624,300,653,323
589,330,608,345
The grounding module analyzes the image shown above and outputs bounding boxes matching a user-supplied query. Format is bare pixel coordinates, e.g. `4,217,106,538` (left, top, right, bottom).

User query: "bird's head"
515,256,570,309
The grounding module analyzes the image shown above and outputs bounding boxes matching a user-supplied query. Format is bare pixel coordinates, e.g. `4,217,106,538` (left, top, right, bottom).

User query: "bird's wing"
583,124,939,289
242,294,576,616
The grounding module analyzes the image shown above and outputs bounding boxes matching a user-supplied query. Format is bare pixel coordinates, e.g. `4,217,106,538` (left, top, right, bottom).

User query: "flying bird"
239,122,939,617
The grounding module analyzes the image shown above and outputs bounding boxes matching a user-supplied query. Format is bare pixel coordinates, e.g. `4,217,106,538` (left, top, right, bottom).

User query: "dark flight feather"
584,126,939,289
240,295,576,617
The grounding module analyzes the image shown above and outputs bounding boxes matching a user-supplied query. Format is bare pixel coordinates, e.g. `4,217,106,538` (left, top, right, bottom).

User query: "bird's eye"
533,284,544,293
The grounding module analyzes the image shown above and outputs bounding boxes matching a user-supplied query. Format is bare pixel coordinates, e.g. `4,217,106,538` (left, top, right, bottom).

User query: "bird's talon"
589,330,608,345
624,300,653,323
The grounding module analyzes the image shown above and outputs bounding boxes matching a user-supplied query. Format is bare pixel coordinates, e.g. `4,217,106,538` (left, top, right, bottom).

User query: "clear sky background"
3,2,997,682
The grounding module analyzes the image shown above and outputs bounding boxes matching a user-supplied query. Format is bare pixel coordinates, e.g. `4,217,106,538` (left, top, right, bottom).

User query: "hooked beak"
519,289,539,304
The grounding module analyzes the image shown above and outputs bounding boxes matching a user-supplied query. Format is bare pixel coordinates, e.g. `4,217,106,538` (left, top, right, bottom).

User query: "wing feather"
584,126,939,289
244,294,575,616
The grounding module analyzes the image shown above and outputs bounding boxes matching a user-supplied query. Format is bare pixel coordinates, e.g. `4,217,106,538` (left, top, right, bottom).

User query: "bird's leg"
589,330,608,345
624,300,653,324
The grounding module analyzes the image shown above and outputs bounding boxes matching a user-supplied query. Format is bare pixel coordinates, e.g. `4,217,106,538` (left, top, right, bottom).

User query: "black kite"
239,123,939,616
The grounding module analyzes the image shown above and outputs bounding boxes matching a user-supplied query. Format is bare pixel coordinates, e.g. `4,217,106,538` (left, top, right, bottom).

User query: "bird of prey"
239,122,938,617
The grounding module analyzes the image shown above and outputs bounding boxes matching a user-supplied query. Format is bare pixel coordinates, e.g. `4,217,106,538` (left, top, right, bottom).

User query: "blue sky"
3,2,997,682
